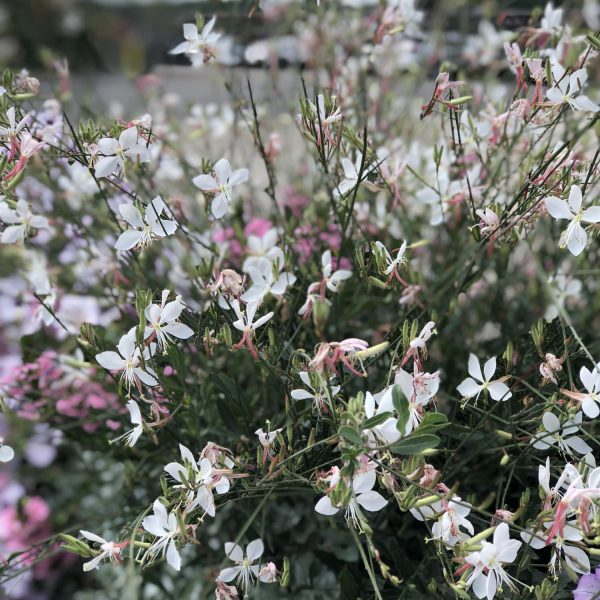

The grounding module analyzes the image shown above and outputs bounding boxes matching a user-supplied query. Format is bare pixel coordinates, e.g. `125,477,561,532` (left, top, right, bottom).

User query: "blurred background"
0,0,548,75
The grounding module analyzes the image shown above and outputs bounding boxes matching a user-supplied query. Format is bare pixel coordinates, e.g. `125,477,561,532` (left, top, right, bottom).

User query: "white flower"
290,371,340,414
217,539,267,593
306,94,342,145
170,18,221,66
546,64,599,112
531,412,592,455
465,523,522,600
95,329,158,390
0,442,14,462
540,3,563,33
94,126,151,178
240,256,296,302
142,499,181,571
521,522,589,575
578,364,600,418
79,531,124,571
193,158,249,219
334,153,364,197
366,367,439,443
164,444,229,516
475,208,500,238
0,106,28,141
255,428,282,448
115,197,177,251
144,290,193,350
315,467,387,525
242,227,284,272
321,250,352,292
416,170,463,226
374,240,407,275
544,273,582,321
545,185,600,256
333,151,381,198
456,354,511,402
231,299,274,359
0,198,49,244
412,496,474,547
113,400,144,447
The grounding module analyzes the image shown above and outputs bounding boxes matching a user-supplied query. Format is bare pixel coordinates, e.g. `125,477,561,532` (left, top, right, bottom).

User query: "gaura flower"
115,197,177,251
169,18,221,66
94,126,151,178
95,329,158,391
79,530,128,571
142,499,181,571
144,290,193,351
465,523,522,600
545,185,600,256
530,412,592,456
456,354,511,402
217,539,275,593
193,158,249,219
0,198,49,244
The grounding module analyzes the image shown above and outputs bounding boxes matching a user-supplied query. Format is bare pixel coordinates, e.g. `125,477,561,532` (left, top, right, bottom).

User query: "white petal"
115,229,143,251
487,381,512,401
211,194,229,219
246,539,264,562
564,436,592,455
97,137,119,155
214,158,232,182
315,496,339,515
94,155,119,179
563,544,591,574
542,411,560,433
126,400,142,425
467,354,483,382
582,207,600,223
456,378,481,398
164,322,194,340
224,542,244,562
545,196,572,220
356,490,387,512
483,357,496,381
119,204,144,229
192,174,219,191
353,470,376,494
119,126,138,150
95,351,125,371
566,222,587,256
217,566,242,582
568,185,583,213
163,540,180,571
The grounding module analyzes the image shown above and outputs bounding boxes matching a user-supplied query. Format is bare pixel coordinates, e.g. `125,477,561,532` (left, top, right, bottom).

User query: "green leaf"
392,385,410,433
418,412,449,434
362,412,392,430
389,434,441,455
339,426,363,446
